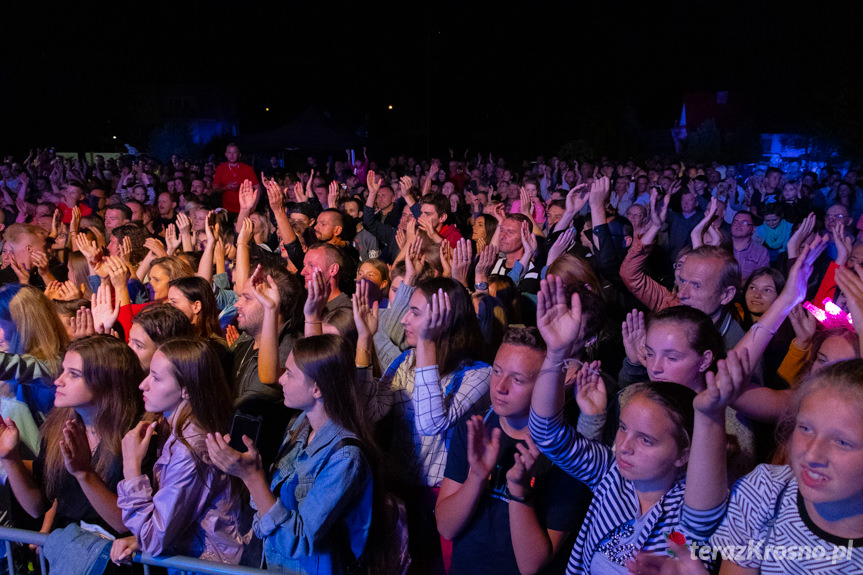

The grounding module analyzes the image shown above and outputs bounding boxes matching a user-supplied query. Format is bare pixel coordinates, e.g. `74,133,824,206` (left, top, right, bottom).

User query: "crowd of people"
0,143,861,574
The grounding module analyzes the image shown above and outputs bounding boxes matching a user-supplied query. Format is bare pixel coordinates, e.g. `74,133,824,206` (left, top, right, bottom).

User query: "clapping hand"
466,415,501,482
352,278,379,339
238,179,259,212
60,419,94,478
621,309,647,365
418,288,452,342
536,275,583,357
694,349,751,420
121,421,158,479
505,434,541,500
451,238,473,288
574,360,606,416
91,282,120,333
249,265,279,311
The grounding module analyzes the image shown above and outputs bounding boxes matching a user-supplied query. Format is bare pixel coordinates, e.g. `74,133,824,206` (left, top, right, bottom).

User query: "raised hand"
519,187,532,218
70,205,81,235
238,179,259,212
352,278,380,339
536,275,583,356
105,256,131,291
574,360,606,416
788,304,817,348
264,177,284,213
91,282,120,333
165,223,181,254
519,220,538,261
832,220,852,266
588,175,611,209
419,288,452,341
649,188,671,228
237,217,255,246
60,419,94,478
249,265,280,311
399,175,413,198
505,434,541,500
75,233,101,264
405,217,418,244
143,237,167,258
327,180,340,209
303,267,331,320
50,209,63,238
119,236,133,263
621,309,647,365
466,415,501,481
783,234,827,306
69,306,96,339
492,202,506,224
695,349,751,419
451,238,473,288
366,170,381,196
474,243,497,283
787,212,815,258
547,228,575,265
293,181,308,203
403,236,424,287
439,240,454,278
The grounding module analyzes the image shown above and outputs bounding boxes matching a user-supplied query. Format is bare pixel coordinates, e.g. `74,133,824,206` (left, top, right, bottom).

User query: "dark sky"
4,0,862,157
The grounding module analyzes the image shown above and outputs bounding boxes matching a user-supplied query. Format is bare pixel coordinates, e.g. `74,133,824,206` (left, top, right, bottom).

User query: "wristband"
507,489,534,505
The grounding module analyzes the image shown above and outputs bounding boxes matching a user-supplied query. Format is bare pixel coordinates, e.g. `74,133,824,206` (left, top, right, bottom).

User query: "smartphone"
229,413,263,452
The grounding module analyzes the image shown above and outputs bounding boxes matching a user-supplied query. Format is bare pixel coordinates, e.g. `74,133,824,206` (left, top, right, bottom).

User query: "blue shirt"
254,416,373,575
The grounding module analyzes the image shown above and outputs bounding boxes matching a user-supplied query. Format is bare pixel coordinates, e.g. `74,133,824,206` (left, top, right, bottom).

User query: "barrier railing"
0,526,274,575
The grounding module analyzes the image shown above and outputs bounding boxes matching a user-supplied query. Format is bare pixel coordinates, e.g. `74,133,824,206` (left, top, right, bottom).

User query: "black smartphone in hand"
229,413,263,453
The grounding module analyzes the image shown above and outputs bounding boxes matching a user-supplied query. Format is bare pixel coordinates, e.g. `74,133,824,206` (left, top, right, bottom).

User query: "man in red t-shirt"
57,180,92,224
415,192,463,248
213,143,259,213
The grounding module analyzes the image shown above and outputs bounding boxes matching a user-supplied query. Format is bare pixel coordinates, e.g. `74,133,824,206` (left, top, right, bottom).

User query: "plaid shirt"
358,351,491,487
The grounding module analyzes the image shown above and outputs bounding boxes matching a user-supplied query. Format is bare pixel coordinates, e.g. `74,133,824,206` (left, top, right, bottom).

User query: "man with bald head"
213,143,259,214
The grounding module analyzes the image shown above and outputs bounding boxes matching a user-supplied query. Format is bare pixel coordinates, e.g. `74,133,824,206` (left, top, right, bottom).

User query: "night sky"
4,0,862,158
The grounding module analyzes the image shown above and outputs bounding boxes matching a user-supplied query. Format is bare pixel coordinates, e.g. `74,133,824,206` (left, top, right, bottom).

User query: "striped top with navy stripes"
529,407,727,575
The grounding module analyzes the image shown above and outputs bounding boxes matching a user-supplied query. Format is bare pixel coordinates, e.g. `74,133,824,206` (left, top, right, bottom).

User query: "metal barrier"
0,526,273,575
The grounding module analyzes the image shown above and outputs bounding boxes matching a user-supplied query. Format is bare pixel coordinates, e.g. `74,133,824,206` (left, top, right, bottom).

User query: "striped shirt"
529,408,726,575
357,351,490,487
710,464,863,574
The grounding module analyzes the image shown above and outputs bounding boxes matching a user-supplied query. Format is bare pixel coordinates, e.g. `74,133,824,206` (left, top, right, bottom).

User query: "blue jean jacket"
253,416,373,575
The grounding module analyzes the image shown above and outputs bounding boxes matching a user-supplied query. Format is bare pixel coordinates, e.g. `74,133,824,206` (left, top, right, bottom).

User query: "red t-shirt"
439,224,463,248
58,202,92,224
213,162,259,213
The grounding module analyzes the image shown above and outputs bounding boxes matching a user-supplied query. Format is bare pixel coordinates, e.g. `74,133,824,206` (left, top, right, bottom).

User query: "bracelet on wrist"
507,488,534,505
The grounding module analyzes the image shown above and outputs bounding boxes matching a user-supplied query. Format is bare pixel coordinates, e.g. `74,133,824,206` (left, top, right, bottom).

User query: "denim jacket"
254,416,373,575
